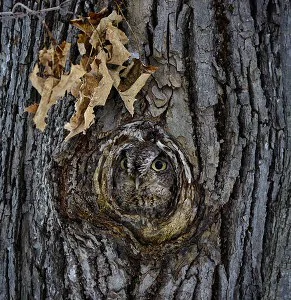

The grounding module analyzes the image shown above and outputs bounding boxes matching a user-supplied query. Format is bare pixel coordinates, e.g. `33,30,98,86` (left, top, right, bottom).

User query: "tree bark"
0,0,290,299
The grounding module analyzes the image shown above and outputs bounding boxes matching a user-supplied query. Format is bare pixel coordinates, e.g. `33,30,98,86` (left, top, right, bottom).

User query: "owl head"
112,142,177,219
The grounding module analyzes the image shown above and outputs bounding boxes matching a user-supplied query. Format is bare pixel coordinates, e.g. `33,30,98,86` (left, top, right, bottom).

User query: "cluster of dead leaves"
28,8,157,141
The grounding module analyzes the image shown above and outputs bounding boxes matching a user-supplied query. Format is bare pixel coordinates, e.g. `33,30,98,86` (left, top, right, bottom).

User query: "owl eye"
120,157,128,170
151,159,167,171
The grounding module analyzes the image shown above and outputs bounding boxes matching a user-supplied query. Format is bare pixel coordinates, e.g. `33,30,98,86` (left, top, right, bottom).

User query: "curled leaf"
50,64,86,102
30,64,86,131
29,65,46,95
64,94,90,141
64,51,114,140
33,77,60,131
106,23,130,65
118,73,152,116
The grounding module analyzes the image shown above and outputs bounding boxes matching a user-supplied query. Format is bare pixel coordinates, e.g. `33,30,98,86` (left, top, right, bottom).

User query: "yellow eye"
151,159,167,171
120,157,128,170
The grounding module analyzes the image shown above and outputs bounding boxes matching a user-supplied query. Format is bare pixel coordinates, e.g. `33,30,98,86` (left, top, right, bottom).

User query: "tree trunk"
0,0,290,299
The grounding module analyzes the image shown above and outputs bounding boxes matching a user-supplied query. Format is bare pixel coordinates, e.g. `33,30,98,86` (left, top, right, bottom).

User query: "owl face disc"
94,121,197,244
112,142,177,219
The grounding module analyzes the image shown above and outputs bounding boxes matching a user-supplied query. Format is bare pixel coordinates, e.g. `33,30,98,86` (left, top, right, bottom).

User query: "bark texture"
0,0,290,299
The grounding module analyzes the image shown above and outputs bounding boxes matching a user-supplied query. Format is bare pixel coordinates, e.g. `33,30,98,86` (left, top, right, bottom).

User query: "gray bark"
0,0,290,299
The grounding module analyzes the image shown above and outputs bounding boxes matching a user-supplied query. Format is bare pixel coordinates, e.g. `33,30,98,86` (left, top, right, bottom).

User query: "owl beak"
135,177,140,190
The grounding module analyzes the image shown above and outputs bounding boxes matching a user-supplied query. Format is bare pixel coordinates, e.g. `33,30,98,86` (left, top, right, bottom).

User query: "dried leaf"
118,73,152,116
39,48,53,67
88,9,109,25
71,8,109,33
67,96,90,131
106,22,128,45
25,103,39,114
89,29,103,49
82,73,101,95
108,65,126,88
80,56,95,71
64,95,90,141
90,58,101,75
70,17,95,35
29,9,157,141
38,42,71,78
31,64,86,131
118,59,158,92
56,41,71,68
29,65,46,95
65,51,114,140
90,51,114,105
106,23,130,65
97,11,123,33
88,12,124,51
50,64,86,102
84,50,113,129
33,77,60,131
70,80,82,98
83,51,114,128
77,34,88,56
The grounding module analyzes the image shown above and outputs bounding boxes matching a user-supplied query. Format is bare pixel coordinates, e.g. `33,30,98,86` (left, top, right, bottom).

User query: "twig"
0,0,73,20
42,21,58,46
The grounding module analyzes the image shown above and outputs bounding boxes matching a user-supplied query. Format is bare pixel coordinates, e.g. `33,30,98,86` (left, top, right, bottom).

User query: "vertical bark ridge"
0,8,36,299
255,1,291,299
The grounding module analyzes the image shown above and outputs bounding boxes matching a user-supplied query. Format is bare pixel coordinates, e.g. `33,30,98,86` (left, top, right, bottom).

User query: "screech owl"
112,142,177,219
94,121,197,244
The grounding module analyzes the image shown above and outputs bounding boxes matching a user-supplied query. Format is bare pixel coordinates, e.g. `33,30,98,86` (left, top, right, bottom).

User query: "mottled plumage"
112,142,177,219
